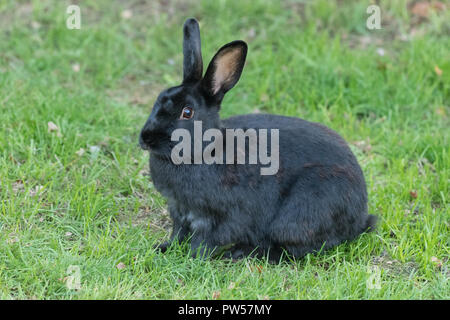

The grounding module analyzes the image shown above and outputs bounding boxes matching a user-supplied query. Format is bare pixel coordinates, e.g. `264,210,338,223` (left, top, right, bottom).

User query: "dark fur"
139,18,376,261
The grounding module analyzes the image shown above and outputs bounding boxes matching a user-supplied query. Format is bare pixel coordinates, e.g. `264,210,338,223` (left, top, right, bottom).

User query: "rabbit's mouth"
139,133,174,158
140,129,169,149
140,139,170,152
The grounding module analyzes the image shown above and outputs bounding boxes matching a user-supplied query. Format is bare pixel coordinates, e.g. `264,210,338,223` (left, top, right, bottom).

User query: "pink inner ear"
212,48,241,95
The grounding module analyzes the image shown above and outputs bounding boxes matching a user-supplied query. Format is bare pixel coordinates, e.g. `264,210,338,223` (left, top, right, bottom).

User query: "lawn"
0,0,448,299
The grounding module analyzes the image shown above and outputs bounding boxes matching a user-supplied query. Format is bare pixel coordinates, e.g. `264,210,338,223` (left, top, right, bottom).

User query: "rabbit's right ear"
182,18,203,83
201,40,247,102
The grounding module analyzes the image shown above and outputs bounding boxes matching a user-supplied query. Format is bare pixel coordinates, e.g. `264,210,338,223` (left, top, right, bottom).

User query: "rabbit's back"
222,113,360,171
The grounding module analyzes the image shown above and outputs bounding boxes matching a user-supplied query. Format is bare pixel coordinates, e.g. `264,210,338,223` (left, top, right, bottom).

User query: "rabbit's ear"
202,40,247,101
183,18,203,83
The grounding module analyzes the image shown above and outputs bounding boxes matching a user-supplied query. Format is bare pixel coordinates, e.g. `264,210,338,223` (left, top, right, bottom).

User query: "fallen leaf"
435,106,446,117
399,34,411,41
409,190,418,199
12,180,24,193
434,65,443,76
411,1,446,18
72,63,80,72
376,48,386,56
98,138,110,147
75,148,85,157
353,139,372,153
121,9,133,19
31,21,41,30
247,28,256,39
116,262,126,270
47,121,59,132
411,1,430,18
7,233,19,244
29,185,43,197
432,1,446,11
431,256,442,268
47,121,62,137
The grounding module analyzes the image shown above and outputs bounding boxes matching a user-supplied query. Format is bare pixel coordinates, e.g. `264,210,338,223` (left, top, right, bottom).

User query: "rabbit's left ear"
183,18,203,83
202,40,247,101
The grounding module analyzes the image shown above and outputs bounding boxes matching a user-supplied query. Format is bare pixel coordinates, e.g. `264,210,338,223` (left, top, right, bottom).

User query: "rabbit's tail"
364,214,378,232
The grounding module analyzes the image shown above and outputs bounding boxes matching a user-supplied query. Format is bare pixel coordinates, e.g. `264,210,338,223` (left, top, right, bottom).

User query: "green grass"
0,0,448,299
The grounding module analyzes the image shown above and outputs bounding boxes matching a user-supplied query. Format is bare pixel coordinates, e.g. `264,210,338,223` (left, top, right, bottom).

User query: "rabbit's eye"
180,106,194,120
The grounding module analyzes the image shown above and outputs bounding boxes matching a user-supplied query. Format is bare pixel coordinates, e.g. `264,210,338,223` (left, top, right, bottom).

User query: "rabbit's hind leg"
268,196,339,258
222,244,285,263
227,244,261,260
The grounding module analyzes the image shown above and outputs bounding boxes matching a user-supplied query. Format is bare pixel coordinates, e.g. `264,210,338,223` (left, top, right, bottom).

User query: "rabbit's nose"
140,127,169,150
139,118,158,148
139,128,154,150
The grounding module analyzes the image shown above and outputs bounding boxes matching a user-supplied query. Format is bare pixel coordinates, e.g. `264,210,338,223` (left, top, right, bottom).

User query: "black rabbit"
139,18,377,261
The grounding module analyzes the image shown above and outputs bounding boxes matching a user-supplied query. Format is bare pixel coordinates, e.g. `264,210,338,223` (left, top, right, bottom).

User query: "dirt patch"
284,0,449,51
0,2,33,30
116,187,172,232
134,205,171,230
371,250,420,277
107,75,165,109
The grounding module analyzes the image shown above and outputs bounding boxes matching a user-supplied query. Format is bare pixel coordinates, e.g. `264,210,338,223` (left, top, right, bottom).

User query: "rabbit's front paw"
153,241,170,253
190,237,217,259
226,244,256,260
